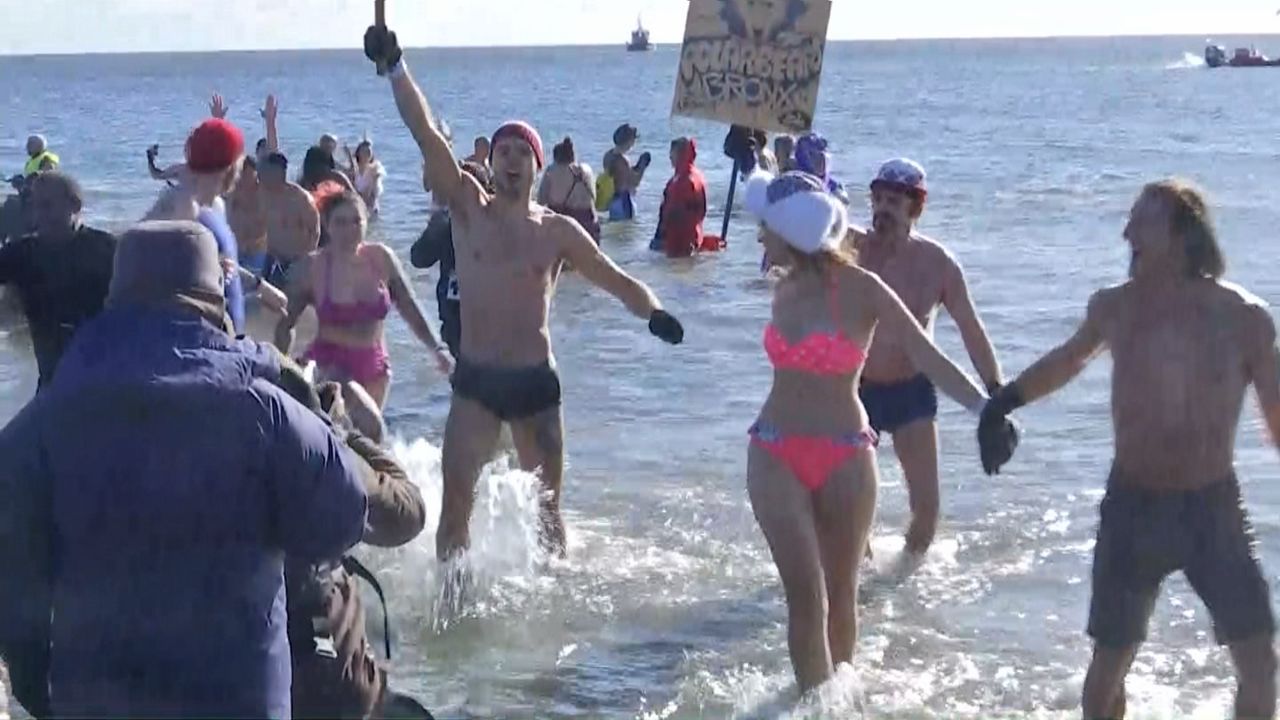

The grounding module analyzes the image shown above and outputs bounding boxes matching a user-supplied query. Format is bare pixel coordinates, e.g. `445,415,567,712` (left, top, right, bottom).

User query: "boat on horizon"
1205,43,1280,68
627,17,653,52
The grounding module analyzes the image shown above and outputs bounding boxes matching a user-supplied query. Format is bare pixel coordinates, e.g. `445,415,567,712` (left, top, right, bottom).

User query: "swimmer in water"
794,133,848,205
141,111,247,334
343,139,386,215
275,189,452,409
300,146,356,194
981,179,1279,720
365,23,684,559
465,136,491,169
652,137,707,258
775,134,798,173
850,159,1004,556
742,162,1001,693
537,137,600,241
601,123,651,222
257,151,321,291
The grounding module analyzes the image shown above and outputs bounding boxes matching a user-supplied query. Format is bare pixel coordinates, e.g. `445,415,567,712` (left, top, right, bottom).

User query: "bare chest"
1110,302,1243,393
454,211,562,288
858,243,945,320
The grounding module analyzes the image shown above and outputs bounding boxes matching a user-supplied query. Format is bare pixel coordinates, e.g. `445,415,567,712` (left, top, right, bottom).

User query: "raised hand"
363,25,403,71
210,94,229,119
260,94,278,123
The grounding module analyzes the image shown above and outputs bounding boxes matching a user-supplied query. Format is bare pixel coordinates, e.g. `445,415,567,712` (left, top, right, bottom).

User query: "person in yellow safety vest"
23,135,60,177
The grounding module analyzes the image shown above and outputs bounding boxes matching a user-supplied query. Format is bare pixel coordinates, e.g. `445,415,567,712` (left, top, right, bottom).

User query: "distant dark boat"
1205,44,1280,68
627,18,653,52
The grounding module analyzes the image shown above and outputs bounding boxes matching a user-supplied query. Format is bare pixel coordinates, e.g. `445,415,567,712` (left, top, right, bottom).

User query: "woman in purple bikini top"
275,189,452,408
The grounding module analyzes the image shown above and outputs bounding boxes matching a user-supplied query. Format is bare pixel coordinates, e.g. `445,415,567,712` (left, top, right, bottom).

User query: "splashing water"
352,436,547,634
1167,52,1207,69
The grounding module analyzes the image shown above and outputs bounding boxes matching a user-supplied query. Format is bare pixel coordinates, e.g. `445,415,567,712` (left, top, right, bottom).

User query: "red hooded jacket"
658,139,707,258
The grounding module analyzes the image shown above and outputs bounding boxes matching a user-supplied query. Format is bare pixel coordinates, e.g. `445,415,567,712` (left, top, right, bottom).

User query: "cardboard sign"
671,0,833,134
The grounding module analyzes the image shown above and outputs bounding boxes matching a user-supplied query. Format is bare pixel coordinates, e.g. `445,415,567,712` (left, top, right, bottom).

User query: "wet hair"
255,138,268,154
301,146,336,185
355,140,373,161
473,136,490,152
29,171,83,213
241,155,257,172
552,137,575,165
263,152,288,171
1142,178,1225,279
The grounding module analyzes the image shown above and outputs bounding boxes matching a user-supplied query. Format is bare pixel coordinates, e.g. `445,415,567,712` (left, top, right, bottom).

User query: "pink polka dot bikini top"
764,278,867,376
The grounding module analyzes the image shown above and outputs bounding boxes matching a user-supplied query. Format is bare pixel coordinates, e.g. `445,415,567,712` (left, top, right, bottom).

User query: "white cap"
745,170,848,255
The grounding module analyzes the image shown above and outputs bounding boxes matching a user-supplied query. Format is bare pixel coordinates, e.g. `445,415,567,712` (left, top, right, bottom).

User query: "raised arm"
558,217,684,343
940,255,1003,391
364,26,472,209
262,95,279,152
1241,301,1280,450
870,272,987,412
1005,290,1108,405
374,244,453,373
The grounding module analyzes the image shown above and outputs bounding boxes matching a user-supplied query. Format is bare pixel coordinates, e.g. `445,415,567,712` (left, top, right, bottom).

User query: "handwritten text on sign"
671,0,832,134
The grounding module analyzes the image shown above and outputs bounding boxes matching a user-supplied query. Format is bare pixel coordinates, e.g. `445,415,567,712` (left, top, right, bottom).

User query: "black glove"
723,125,758,174
363,25,403,70
649,309,684,345
978,383,1025,476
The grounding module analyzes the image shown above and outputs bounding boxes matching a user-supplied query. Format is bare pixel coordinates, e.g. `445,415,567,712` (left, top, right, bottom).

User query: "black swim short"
858,374,938,434
1087,469,1275,648
451,358,561,422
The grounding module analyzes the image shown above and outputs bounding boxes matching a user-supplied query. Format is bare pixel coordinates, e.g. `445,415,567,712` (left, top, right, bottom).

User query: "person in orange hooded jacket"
652,137,707,258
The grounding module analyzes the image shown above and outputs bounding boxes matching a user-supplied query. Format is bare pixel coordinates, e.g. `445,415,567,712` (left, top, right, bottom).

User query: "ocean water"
3,35,1280,718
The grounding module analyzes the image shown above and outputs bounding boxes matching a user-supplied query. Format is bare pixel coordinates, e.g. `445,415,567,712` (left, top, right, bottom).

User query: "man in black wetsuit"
0,172,116,390
410,161,493,359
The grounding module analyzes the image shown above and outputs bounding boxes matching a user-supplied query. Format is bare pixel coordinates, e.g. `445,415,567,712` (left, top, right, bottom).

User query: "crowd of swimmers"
0,16,1278,720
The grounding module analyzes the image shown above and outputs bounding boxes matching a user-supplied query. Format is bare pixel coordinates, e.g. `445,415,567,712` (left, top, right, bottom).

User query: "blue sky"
0,0,1276,54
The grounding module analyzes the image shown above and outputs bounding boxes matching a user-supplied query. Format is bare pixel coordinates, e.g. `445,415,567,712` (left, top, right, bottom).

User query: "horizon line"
0,31,1269,59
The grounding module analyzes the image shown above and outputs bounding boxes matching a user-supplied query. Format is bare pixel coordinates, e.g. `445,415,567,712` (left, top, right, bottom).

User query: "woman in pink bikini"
276,190,452,407
744,170,1000,693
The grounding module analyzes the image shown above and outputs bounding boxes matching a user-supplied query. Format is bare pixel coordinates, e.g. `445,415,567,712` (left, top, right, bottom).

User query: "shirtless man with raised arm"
852,158,1003,555
364,23,685,560
981,179,1278,720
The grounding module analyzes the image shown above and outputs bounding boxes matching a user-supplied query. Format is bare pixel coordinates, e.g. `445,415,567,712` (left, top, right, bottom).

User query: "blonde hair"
782,241,858,277
1142,178,1225,280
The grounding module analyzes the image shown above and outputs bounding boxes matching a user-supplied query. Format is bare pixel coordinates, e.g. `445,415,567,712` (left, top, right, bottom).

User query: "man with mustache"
851,158,1003,557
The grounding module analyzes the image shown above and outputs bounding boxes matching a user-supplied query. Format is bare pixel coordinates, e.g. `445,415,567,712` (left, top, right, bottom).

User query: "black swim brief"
858,374,938,434
451,358,561,422
1087,468,1275,648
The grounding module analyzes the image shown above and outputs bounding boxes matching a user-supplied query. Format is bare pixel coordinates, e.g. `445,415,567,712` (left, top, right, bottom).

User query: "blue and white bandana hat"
870,157,928,197
745,170,849,255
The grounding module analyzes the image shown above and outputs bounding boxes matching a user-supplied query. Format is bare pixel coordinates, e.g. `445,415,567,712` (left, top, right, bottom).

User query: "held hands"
364,25,403,72
432,346,456,375
978,383,1024,476
648,310,684,345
